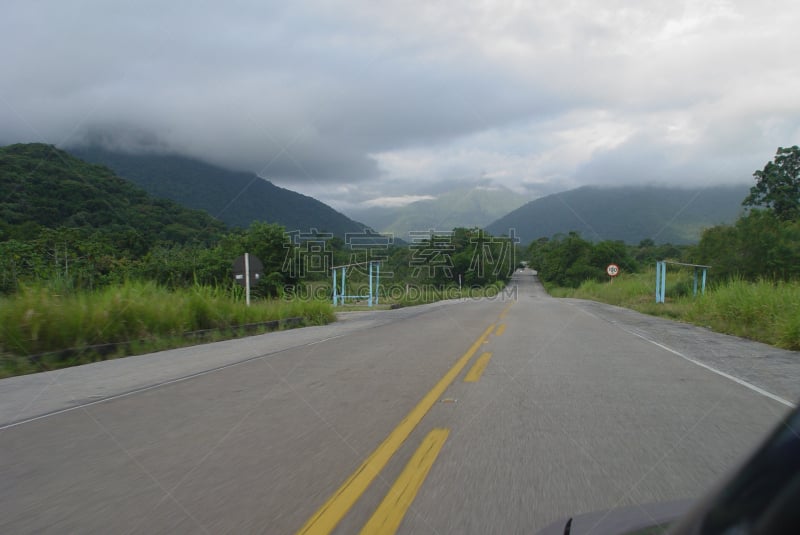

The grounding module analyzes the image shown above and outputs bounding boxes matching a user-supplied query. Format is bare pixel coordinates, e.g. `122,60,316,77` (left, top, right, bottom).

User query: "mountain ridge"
0,143,226,245
485,184,750,245
68,147,372,237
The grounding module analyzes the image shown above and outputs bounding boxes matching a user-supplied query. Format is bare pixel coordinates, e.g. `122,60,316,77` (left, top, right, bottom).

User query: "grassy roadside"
0,278,512,378
0,281,335,377
547,269,800,350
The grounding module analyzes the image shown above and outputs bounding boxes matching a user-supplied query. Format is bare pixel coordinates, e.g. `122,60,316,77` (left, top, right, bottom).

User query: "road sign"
232,254,263,287
606,264,620,277
232,253,263,306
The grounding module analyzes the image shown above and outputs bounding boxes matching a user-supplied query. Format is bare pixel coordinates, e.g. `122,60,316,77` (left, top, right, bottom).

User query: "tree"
693,210,800,281
744,146,800,221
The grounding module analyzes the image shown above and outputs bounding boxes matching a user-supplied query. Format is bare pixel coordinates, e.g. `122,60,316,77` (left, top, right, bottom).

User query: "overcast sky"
2,0,799,210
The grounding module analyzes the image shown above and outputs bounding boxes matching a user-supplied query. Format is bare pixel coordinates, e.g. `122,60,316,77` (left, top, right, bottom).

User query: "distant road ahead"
1,271,796,534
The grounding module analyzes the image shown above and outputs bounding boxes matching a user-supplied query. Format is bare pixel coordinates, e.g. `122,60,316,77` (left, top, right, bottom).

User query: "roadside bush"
0,281,335,369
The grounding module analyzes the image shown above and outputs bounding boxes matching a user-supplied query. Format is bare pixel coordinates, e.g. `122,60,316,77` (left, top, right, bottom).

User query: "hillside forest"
0,144,515,297
527,146,800,288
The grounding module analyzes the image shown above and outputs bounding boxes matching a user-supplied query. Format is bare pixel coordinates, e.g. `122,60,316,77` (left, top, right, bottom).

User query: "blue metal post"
655,261,661,303
341,266,346,306
656,261,667,303
368,261,373,307
333,267,338,306
702,268,707,295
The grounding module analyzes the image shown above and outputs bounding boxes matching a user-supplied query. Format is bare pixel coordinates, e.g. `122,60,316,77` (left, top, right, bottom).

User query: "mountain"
348,186,530,240
485,184,750,245
0,143,226,244
69,147,371,237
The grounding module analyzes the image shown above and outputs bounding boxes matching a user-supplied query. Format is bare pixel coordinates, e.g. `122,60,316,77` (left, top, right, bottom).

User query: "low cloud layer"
2,0,799,207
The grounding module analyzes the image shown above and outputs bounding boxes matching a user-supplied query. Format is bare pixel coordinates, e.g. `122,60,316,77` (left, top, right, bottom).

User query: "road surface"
1,270,797,534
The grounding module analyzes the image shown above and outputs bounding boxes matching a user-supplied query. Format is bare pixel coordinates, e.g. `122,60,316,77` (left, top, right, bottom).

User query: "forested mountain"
69,147,371,236
0,143,226,246
348,186,529,240
486,185,750,245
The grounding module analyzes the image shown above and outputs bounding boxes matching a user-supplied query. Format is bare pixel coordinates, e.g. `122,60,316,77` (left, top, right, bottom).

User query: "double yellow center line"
297,302,513,534
360,428,450,534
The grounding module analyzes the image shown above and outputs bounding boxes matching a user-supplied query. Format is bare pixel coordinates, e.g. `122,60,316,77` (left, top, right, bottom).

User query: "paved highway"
1,271,796,534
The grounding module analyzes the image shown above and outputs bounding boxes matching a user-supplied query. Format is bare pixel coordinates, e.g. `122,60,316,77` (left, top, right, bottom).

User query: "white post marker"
245,252,251,307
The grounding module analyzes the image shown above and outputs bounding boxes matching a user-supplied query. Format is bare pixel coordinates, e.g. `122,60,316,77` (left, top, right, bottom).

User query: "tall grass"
557,270,800,350
553,274,655,306
686,279,800,350
0,281,335,376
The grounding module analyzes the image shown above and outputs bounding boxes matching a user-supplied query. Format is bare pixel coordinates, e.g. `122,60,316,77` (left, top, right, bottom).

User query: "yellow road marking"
360,429,450,535
295,323,495,535
498,301,514,319
464,352,493,383
495,324,506,336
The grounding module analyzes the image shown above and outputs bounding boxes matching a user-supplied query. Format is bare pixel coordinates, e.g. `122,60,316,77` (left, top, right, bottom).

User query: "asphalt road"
1,271,797,534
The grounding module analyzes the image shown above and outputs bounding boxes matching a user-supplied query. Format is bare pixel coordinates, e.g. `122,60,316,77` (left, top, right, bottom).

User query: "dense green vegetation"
1,143,226,245
693,146,800,282
530,148,800,287
744,145,800,221
278,226,516,309
0,144,336,374
1,144,514,297
1,143,515,375
528,233,685,289
0,282,335,377
0,143,317,295
693,209,800,281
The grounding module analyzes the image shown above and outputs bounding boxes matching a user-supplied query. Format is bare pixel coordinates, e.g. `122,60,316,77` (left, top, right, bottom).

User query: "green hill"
486,185,750,245
0,143,226,244
69,147,371,237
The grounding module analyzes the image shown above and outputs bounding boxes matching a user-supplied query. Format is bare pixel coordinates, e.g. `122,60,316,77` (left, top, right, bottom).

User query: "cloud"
1,0,799,206
362,195,437,208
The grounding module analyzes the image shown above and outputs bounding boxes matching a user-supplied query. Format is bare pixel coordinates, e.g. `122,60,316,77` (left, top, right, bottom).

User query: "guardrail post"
368,261,373,307
655,261,660,303
333,267,338,306
655,261,666,303
342,267,346,306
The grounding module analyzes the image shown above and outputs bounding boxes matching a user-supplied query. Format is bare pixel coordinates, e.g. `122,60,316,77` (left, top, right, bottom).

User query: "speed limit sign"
606,264,620,277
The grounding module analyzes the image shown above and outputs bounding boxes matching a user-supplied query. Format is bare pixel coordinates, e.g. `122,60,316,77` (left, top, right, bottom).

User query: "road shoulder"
562,298,800,405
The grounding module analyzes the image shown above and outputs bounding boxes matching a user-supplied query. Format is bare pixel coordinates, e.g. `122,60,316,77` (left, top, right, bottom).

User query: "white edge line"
622,327,796,409
568,303,795,409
